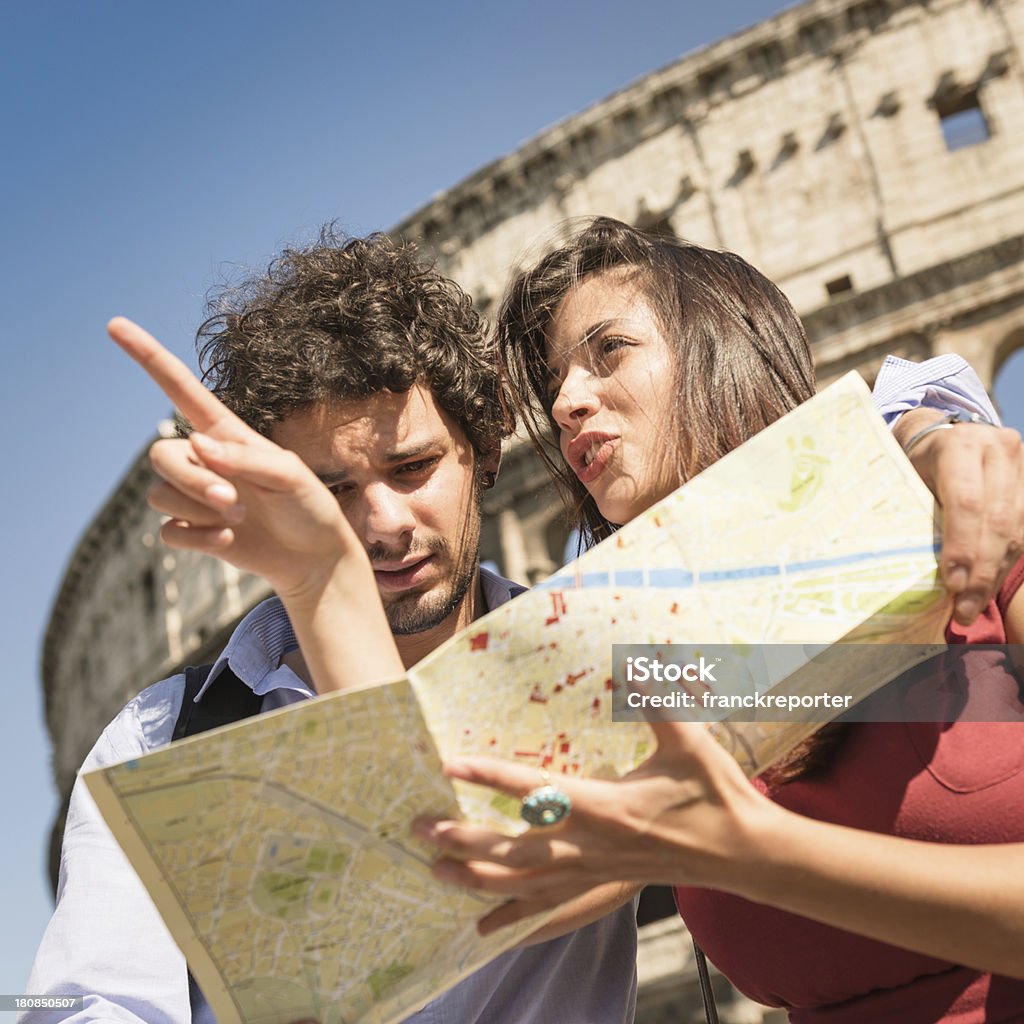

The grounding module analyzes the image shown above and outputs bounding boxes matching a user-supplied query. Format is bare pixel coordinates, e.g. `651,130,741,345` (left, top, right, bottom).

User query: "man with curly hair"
24,230,642,1024
191,229,508,648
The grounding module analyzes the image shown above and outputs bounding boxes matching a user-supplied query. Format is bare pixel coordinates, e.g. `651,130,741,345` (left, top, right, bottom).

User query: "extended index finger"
444,757,556,799
108,316,248,438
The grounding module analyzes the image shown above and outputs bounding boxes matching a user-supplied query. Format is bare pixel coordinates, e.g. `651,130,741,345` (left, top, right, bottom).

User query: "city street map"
86,372,951,1024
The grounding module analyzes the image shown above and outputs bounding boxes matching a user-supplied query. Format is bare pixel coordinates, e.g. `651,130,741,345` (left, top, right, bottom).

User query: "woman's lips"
567,433,617,485
372,556,434,592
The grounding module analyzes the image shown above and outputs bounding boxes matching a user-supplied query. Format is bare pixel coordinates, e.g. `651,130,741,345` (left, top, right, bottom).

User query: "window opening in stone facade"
825,274,853,298
729,148,756,185
937,90,990,151
635,214,676,240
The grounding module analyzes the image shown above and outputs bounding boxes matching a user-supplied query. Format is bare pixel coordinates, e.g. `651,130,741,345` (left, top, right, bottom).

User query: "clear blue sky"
3,0,1022,996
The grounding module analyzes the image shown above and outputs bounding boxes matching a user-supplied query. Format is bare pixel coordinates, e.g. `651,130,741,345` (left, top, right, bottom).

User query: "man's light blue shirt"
872,353,998,425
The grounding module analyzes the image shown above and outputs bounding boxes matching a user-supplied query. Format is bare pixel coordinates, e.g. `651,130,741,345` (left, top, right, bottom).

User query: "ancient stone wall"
397,0,1024,340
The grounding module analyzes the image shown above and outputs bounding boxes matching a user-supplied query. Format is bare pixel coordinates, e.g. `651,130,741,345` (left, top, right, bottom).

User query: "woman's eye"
599,336,630,358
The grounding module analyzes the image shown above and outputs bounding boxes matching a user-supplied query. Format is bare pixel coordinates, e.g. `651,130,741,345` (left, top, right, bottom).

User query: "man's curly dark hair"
196,228,510,457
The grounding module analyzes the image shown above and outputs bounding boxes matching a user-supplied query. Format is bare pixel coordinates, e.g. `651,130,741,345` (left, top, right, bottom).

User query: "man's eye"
327,483,354,501
397,457,439,476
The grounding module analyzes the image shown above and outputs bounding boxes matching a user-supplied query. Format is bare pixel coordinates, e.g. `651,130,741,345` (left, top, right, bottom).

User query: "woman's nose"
551,366,599,430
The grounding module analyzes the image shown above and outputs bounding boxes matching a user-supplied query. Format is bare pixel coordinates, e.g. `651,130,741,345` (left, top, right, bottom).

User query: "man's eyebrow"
316,469,350,487
313,439,446,486
380,438,444,462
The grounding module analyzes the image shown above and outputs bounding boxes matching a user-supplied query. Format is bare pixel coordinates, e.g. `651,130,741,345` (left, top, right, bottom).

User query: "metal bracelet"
901,409,995,456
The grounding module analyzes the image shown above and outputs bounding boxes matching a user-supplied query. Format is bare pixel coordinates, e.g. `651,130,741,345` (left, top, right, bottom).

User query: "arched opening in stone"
936,87,990,151
994,345,1024,432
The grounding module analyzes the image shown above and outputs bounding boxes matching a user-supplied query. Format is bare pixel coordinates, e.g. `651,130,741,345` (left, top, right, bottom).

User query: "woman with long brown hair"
417,217,1024,1023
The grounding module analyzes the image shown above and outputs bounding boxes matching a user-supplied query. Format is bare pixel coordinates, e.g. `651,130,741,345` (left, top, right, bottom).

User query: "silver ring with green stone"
520,785,572,827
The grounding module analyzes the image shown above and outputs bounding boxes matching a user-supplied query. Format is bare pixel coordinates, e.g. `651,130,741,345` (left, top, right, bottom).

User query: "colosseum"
41,0,1024,1018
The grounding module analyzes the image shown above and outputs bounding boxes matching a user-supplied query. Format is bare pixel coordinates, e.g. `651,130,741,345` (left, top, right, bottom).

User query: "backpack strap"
172,663,262,741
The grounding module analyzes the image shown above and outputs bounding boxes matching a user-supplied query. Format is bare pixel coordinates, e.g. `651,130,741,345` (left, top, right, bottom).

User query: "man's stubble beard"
383,547,479,635
374,489,483,637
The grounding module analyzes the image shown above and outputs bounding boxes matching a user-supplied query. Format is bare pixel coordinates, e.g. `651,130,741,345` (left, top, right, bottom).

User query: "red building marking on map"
544,591,568,626
529,685,549,704
565,670,586,687
468,632,489,651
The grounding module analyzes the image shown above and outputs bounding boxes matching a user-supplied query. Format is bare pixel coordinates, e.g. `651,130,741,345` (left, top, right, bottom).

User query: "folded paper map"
85,372,950,1024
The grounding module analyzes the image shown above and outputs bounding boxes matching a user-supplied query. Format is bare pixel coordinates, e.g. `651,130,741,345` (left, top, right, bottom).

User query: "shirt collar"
479,564,526,610
196,566,526,703
197,597,310,702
